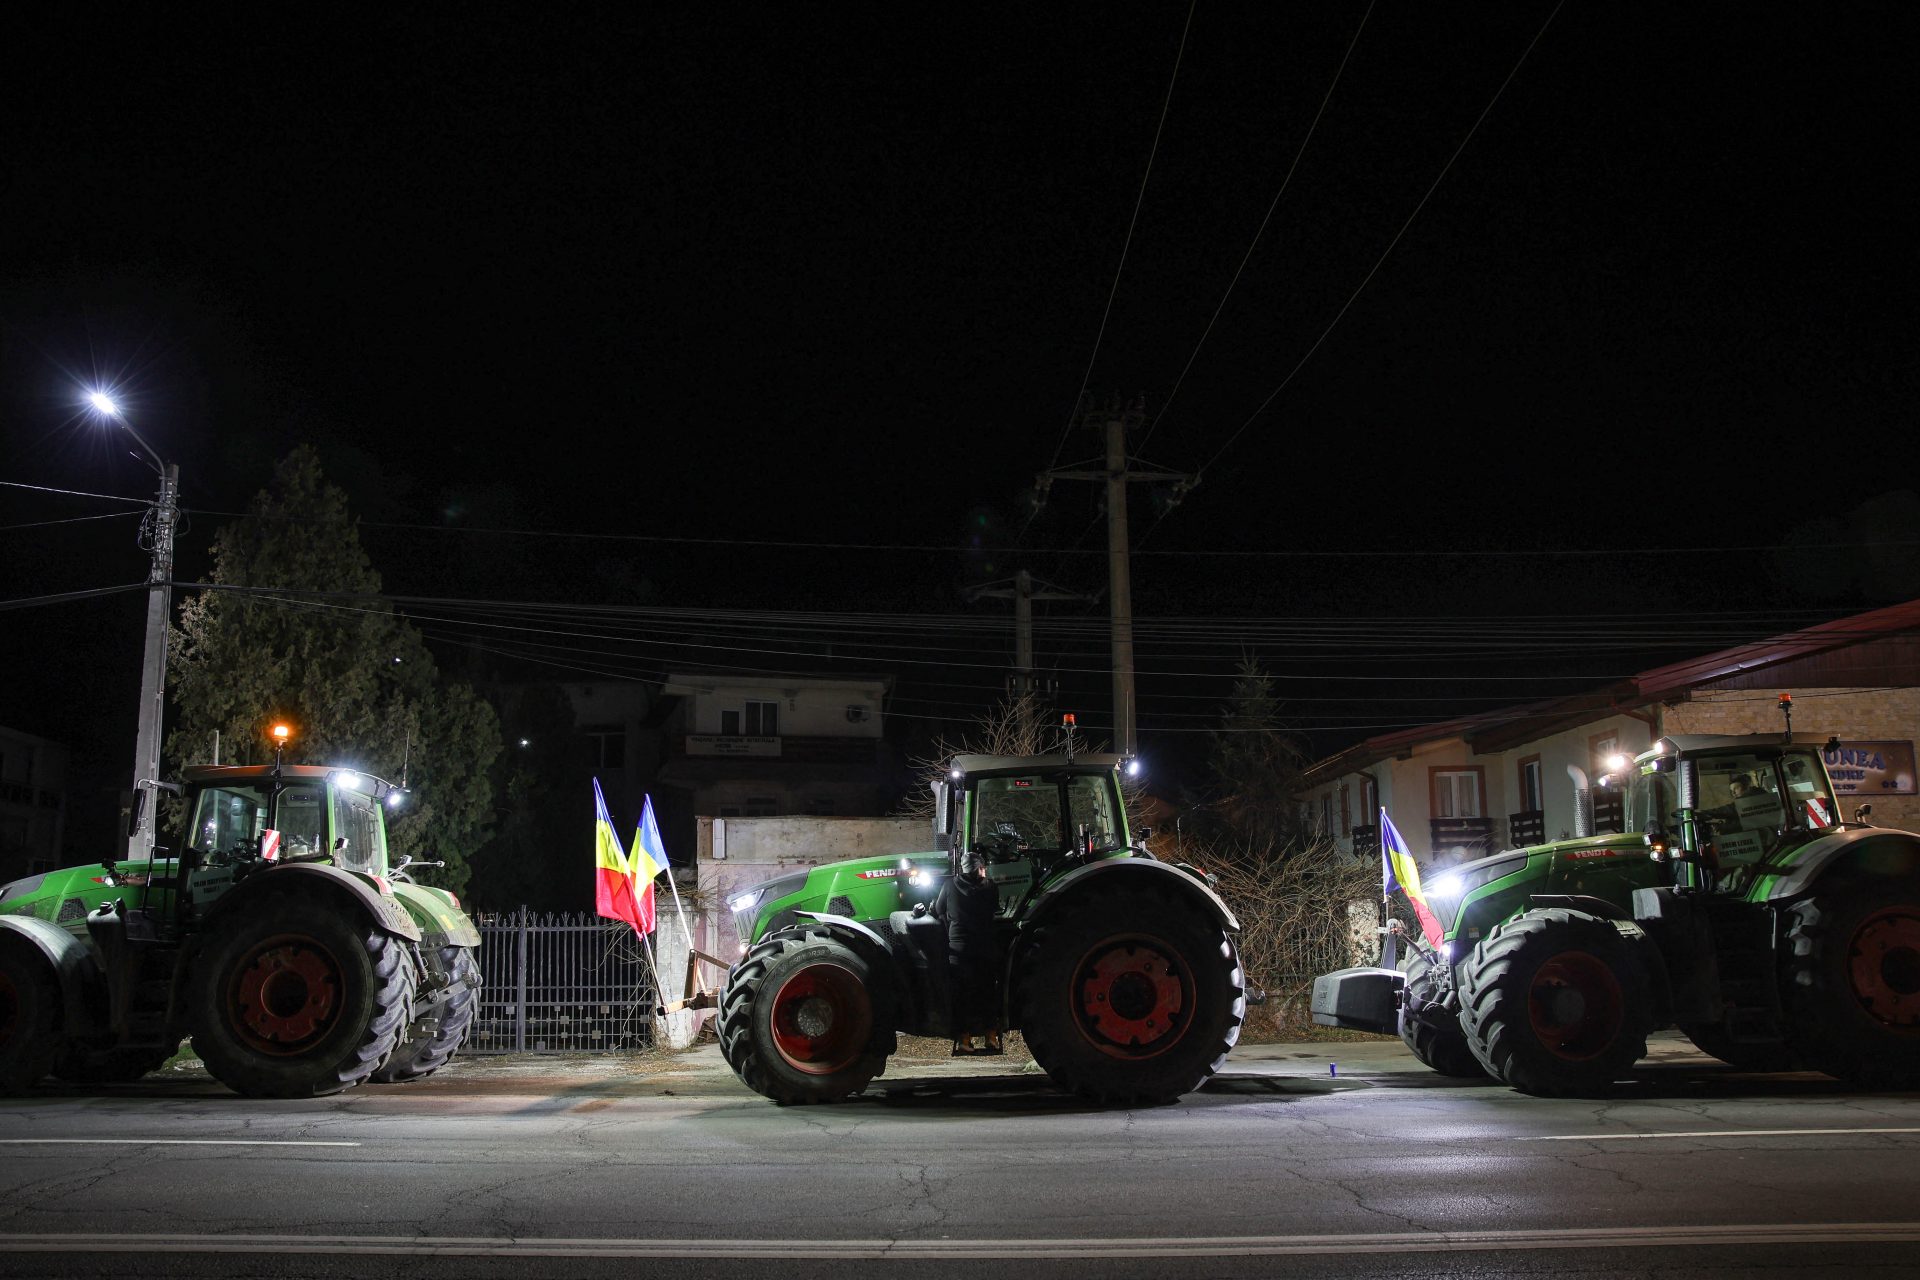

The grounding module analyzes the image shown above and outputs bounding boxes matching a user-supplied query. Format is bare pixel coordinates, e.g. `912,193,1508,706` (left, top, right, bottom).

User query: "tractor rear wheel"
0,947,61,1094
51,1041,180,1084
719,926,892,1104
1783,883,1920,1089
1017,885,1244,1105
1457,908,1651,1096
1399,950,1487,1079
371,944,481,1084
190,890,415,1098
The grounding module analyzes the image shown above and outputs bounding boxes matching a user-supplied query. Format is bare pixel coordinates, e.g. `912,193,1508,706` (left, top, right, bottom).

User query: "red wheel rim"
1847,907,1920,1032
1527,950,1624,1061
226,933,345,1055
769,961,872,1075
1072,934,1192,1060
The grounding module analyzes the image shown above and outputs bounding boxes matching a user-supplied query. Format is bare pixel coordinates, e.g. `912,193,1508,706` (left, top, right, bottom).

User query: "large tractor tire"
1782,883,1920,1089
190,890,415,1098
51,1041,180,1085
1399,950,1487,1079
371,945,481,1084
719,926,893,1104
0,946,61,1094
1456,908,1652,1097
1677,1021,1796,1073
1016,884,1244,1106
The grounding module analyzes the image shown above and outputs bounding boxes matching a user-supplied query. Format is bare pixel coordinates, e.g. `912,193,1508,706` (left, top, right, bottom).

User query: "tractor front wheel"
371,945,481,1084
719,926,892,1104
1457,908,1651,1097
1399,950,1486,1079
1017,885,1245,1105
0,946,61,1094
1784,883,1920,1089
190,891,415,1098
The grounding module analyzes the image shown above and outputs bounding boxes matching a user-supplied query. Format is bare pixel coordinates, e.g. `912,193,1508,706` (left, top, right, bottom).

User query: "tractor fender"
388,881,480,949
1529,893,1631,921
0,914,105,1039
199,863,423,943
1021,857,1240,937
790,911,913,1011
1758,828,1920,902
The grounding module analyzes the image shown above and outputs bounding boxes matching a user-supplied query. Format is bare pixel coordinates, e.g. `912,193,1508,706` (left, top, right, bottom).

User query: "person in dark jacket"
932,848,1001,1053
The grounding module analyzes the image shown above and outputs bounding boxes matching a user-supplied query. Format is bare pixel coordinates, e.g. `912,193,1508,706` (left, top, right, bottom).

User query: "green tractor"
1313,733,1920,1095
719,748,1246,1105
0,752,481,1097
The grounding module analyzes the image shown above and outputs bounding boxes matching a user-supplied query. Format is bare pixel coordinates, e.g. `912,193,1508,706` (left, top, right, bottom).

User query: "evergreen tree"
1202,657,1310,861
165,445,501,892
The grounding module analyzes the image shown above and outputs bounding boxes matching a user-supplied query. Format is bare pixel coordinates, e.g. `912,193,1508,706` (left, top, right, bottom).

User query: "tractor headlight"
729,889,765,915
908,868,932,888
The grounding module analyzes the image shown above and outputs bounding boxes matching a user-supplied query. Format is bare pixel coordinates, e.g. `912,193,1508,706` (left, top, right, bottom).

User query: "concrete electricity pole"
88,391,177,861
1033,394,1194,755
967,569,1094,740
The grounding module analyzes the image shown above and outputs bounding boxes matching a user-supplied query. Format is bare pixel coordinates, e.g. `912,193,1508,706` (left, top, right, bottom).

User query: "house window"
584,724,625,769
1359,774,1378,824
745,700,780,736
1319,792,1334,836
1590,730,1622,774
1432,770,1482,818
1339,784,1351,836
1518,756,1543,811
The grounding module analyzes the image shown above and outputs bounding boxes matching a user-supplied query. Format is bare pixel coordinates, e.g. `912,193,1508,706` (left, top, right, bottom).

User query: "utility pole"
967,569,1094,741
130,460,180,859
88,391,176,862
1033,394,1195,755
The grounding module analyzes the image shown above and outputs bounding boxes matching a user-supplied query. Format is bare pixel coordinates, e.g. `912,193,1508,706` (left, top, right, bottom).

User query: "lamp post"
87,390,179,862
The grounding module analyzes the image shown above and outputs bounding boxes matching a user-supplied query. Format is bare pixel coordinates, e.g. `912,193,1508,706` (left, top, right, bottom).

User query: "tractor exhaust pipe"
1567,764,1592,838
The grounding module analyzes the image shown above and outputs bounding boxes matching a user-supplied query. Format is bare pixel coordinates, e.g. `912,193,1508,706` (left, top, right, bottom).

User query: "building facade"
1301,600,1920,866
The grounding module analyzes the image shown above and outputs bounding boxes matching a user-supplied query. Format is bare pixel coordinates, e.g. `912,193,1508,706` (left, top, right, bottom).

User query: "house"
1300,599,1920,866
653,672,896,820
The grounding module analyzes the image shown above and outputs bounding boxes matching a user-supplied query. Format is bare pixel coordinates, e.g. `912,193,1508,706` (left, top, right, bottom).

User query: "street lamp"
86,388,178,862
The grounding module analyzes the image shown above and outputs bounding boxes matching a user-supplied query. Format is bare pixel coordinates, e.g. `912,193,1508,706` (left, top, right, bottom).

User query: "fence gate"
467,910,660,1053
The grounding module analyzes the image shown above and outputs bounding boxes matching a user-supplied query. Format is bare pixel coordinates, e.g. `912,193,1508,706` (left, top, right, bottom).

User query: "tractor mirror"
124,788,146,839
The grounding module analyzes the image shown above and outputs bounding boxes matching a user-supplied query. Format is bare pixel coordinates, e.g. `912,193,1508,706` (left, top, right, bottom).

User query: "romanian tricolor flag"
593,779,644,934
626,795,669,937
1381,808,1446,949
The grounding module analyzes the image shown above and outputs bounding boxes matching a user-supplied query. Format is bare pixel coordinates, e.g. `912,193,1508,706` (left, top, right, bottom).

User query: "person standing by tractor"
932,848,1001,1054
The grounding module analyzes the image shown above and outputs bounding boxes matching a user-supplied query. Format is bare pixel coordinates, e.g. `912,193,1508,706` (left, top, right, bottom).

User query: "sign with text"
1823,740,1916,795
687,735,781,757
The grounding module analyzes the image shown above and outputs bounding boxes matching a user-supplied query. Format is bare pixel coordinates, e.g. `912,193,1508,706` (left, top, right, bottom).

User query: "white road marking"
1,1223,1918,1258
0,1139,360,1147
1520,1127,1920,1142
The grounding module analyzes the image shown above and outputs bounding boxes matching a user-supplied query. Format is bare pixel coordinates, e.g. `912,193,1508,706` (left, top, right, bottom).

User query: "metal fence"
467,910,661,1054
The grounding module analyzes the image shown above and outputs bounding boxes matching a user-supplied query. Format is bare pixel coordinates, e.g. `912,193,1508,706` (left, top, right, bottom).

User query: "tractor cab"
936,753,1138,920
1624,735,1843,883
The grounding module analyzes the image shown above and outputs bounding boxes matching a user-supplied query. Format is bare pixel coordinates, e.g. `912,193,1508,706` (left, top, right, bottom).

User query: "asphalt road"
3,1033,1919,1279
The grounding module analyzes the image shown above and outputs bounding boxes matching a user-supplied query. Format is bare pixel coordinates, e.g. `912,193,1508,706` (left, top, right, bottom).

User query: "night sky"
5,5,1918,822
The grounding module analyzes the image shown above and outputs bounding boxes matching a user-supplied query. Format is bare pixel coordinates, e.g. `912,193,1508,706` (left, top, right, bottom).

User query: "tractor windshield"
970,772,1124,853
1626,768,1676,834
186,781,329,863
331,788,388,874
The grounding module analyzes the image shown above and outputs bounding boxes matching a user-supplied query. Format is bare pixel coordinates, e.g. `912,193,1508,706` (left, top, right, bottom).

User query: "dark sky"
5,4,1918,798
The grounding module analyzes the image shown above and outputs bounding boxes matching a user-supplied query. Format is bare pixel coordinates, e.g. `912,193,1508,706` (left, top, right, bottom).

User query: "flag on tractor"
1380,808,1446,948
593,779,644,934
625,795,670,937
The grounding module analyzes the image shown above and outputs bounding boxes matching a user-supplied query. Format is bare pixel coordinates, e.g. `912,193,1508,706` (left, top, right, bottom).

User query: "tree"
1200,657,1311,861
464,682,593,914
166,445,501,893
